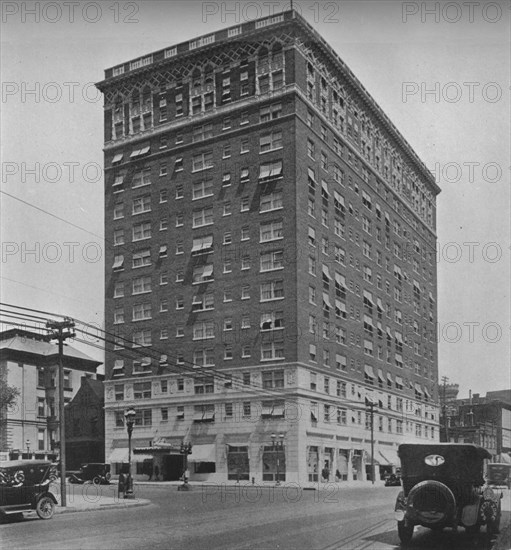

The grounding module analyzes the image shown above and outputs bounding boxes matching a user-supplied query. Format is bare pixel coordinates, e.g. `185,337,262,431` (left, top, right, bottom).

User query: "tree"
0,379,20,411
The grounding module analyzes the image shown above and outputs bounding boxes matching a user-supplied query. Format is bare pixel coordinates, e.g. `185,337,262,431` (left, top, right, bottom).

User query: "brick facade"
97,10,440,484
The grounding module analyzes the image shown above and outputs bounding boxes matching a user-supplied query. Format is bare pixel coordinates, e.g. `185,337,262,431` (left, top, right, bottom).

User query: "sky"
1,0,510,398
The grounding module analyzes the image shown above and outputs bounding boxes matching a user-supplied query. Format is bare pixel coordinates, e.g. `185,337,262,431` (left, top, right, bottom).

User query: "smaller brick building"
65,377,105,469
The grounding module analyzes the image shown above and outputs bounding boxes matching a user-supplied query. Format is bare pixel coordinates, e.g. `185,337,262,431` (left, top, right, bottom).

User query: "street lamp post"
271,433,285,486
124,407,136,499
177,441,192,491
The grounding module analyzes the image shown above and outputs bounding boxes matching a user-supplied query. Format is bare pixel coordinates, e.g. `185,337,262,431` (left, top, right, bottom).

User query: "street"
1,484,508,549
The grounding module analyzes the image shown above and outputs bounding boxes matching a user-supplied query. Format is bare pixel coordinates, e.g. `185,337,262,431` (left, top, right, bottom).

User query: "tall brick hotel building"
96,10,441,484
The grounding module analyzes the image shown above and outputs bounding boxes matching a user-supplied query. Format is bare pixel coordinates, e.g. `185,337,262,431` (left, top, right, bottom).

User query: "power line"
1,305,378,409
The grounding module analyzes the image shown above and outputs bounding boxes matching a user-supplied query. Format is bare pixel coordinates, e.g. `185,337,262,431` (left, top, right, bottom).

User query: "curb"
54,499,152,515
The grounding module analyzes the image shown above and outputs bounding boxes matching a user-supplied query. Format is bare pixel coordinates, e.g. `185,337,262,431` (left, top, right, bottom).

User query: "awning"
188,444,216,462
377,298,383,311
202,265,214,278
336,299,347,313
395,376,404,387
395,332,403,343
377,369,384,382
139,145,150,155
113,359,124,370
134,446,173,455
415,383,423,395
112,256,124,269
423,387,431,398
386,327,392,338
159,354,168,364
334,191,345,206
379,449,400,466
112,153,123,164
323,292,332,308
364,365,375,379
335,272,346,287
321,180,330,195
108,448,151,462
429,291,435,302
322,265,332,280
413,280,421,292
387,373,393,384
192,236,213,253
159,245,168,255
363,290,374,304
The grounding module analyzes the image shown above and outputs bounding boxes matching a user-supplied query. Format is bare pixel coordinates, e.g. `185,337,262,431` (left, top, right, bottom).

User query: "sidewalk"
493,489,511,550
47,482,151,515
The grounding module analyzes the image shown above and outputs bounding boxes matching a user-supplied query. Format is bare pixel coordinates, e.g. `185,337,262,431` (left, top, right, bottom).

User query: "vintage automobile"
487,463,511,490
68,463,111,485
394,444,502,545
385,473,402,487
0,460,58,520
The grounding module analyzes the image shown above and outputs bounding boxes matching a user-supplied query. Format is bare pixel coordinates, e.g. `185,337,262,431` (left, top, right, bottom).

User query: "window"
260,130,282,152
113,308,124,324
132,195,151,215
260,280,284,301
193,207,213,228
260,250,283,271
337,408,347,425
261,370,284,389
240,139,249,154
134,382,151,399
307,139,315,159
260,191,283,212
260,220,283,242
191,293,214,312
193,320,215,340
260,102,282,122
132,167,151,188
260,341,284,361
113,229,124,246
192,178,213,200
259,160,283,181
193,349,215,368
192,151,213,172
243,402,251,417
132,249,151,268
260,311,284,331
192,264,214,283
113,203,124,219
133,222,151,242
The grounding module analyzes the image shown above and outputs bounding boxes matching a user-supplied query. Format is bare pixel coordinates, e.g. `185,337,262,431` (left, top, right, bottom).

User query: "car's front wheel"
36,496,55,520
398,520,414,545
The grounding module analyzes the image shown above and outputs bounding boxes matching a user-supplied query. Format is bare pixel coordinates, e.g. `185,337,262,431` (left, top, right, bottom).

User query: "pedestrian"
321,466,330,482
335,469,341,482
154,464,159,481
118,472,125,499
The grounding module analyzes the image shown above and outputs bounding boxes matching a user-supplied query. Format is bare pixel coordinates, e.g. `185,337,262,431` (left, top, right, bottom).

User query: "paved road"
1,484,508,549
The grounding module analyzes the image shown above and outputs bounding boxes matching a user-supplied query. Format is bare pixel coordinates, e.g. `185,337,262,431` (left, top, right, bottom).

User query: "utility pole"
46,317,75,508
441,376,449,442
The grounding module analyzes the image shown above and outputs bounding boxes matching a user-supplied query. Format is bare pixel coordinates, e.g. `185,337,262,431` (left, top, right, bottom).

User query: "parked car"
68,463,111,485
0,460,58,520
385,473,401,487
487,463,511,490
394,443,502,545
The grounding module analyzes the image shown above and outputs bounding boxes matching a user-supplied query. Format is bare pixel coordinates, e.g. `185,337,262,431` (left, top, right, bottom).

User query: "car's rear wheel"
92,476,101,485
105,472,111,482
36,496,55,520
398,520,414,545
